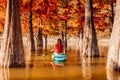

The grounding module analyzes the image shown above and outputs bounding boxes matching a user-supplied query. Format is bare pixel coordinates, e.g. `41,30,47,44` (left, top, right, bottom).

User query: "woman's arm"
50,45,55,52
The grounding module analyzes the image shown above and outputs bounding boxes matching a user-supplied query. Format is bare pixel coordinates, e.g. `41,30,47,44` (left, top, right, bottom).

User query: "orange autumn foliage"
0,0,116,36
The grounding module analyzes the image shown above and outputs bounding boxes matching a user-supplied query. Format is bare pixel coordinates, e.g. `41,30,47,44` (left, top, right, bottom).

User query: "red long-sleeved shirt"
54,44,63,54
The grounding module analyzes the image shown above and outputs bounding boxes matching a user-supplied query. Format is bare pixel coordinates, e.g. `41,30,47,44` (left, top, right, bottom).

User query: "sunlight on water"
0,46,120,80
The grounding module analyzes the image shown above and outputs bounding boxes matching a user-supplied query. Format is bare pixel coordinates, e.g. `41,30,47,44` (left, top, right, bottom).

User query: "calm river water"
0,45,120,80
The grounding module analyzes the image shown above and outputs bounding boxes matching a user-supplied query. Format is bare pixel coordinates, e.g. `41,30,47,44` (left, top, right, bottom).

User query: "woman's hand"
50,49,54,52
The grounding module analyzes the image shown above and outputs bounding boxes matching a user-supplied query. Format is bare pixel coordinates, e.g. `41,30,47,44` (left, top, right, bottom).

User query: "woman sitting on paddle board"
51,38,63,55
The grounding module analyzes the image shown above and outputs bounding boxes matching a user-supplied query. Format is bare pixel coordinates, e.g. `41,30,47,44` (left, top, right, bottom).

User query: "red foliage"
0,0,117,35
0,0,7,9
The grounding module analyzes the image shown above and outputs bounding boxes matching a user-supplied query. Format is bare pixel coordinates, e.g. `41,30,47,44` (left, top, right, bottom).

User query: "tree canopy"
0,0,116,36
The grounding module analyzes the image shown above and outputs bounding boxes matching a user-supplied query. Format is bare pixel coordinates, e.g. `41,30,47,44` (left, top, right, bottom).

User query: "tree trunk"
60,24,64,49
0,0,25,67
81,0,99,57
107,0,120,71
44,35,47,51
79,28,83,56
61,31,64,42
77,0,83,56
27,0,35,51
109,2,114,33
37,28,43,49
64,20,67,53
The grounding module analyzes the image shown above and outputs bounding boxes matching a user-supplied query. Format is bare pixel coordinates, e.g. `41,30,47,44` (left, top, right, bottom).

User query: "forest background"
0,0,115,39
0,0,117,68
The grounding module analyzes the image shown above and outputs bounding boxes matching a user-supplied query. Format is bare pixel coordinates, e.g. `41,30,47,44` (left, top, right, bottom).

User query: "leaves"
0,0,116,36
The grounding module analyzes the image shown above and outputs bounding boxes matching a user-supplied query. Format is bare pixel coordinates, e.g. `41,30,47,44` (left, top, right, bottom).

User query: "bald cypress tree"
107,0,120,71
0,0,25,67
27,0,35,51
81,0,99,57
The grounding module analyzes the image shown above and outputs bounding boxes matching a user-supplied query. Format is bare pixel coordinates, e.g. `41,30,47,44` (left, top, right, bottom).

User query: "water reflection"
0,68,9,80
10,68,26,80
107,70,120,80
2,45,120,80
25,66,32,80
81,57,92,80
50,61,64,71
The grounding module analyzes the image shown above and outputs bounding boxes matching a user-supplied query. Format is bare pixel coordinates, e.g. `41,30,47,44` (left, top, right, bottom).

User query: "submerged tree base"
113,66,120,72
107,61,120,72
83,54,99,58
9,63,25,68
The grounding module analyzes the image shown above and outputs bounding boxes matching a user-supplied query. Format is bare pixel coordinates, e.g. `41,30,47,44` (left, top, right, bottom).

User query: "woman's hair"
57,38,62,45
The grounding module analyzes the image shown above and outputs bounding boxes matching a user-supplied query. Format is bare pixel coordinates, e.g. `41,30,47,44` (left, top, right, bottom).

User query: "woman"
50,38,66,70
50,38,64,70
51,38,63,54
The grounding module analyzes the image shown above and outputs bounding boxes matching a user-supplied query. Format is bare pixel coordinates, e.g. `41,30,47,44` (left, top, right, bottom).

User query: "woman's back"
54,44,63,54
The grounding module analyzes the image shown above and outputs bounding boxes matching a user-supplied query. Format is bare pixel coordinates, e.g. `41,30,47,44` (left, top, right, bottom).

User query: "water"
0,46,120,80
